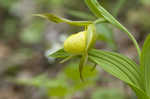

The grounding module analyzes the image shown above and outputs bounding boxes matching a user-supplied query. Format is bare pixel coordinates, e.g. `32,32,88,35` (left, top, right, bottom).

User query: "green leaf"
89,49,141,87
84,0,141,58
34,13,92,26
131,86,149,99
140,34,150,97
84,0,103,18
48,48,70,58
88,49,148,98
84,0,126,29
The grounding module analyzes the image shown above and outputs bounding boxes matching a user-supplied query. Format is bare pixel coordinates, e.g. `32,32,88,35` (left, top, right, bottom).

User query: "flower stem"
121,26,141,58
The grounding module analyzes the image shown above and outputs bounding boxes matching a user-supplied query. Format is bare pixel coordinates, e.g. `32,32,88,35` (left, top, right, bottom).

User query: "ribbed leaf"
84,0,141,57
89,49,141,87
140,34,150,97
34,13,93,26
48,48,149,98
84,0,130,31
88,49,148,98
84,0,103,18
131,86,149,99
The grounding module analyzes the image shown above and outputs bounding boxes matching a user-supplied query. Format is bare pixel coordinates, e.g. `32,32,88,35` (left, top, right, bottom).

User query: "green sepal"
48,48,70,58
78,24,96,81
33,13,93,26
79,53,88,81
86,24,97,51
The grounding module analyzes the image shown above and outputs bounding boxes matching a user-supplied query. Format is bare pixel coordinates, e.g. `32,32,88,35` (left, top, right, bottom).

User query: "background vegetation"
0,0,150,99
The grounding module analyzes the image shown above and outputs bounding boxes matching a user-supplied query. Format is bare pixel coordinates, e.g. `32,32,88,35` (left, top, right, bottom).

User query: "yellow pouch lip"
64,31,87,54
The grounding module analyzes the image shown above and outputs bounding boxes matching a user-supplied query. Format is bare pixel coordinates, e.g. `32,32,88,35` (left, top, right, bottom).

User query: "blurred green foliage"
96,23,117,50
3,19,18,38
0,0,18,9
15,62,99,98
20,20,45,44
141,0,150,6
92,88,124,99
